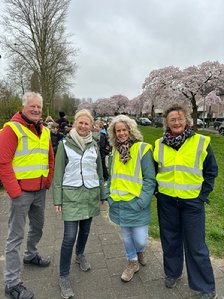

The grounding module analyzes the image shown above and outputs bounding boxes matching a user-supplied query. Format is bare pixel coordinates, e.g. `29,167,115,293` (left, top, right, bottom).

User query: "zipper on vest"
80,152,84,185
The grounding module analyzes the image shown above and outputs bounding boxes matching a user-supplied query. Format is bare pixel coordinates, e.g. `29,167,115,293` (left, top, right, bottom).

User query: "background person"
56,111,69,135
44,115,55,128
153,104,218,299
0,91,54,299
105,115,156,282
92,120,101,142
94,120,110,181
50,122,64,156
53,109,104,299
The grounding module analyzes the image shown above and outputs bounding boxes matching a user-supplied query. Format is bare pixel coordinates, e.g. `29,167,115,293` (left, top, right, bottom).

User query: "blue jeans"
120,225,149,260
60,218,92,277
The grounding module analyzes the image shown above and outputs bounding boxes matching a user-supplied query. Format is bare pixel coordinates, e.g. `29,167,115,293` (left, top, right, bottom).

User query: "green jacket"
53,135,104,221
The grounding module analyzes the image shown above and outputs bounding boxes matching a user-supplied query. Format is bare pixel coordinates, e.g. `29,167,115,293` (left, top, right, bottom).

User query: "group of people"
93,119,111,181
43,112,71,156
0,91,218,299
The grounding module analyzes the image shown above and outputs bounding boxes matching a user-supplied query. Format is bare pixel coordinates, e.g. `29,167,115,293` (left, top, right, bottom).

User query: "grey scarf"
69,128,93,151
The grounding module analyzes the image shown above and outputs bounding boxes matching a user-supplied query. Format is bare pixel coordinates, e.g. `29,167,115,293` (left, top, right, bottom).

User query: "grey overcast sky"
67,0,224,101
0,0,223,101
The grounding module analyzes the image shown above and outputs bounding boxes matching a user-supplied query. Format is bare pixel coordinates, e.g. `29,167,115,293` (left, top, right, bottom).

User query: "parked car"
137,117,152,126
213,118,224,130
197,119,206,128
218,121,224,135
154,117,163,128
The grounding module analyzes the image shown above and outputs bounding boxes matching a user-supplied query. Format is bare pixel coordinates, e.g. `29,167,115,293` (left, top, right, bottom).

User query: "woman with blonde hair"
105,115,156,282
53,109,104,298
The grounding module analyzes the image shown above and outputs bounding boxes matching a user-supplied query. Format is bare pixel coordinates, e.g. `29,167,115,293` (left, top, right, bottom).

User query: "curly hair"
107,115,143,147
163,104,192,129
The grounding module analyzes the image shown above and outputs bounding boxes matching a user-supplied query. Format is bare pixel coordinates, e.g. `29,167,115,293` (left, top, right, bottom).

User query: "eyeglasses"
168,117,186,124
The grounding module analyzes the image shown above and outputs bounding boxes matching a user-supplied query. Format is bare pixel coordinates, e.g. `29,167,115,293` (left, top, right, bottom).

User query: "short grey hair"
107,115,143,147
22,91,43,107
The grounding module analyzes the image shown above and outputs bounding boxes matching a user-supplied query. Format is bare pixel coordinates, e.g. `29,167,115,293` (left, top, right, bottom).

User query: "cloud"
1,0,224,100
66,0,224,101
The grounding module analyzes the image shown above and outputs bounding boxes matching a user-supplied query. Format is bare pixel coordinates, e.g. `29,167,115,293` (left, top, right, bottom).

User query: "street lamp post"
203,96,206,129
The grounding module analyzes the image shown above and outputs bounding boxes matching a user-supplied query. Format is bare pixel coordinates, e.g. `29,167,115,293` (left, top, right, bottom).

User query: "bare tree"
6,56,30,95
1,0,77,107
0,79,22,126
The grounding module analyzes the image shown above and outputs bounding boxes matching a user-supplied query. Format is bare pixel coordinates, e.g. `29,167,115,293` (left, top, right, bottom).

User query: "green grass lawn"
139,126,224,258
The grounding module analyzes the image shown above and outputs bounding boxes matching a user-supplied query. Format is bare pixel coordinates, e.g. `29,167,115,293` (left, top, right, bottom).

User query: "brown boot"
137,252,147,266
121,260,140,282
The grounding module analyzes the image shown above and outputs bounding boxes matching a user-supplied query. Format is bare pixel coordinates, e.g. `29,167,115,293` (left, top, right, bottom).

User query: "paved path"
0,188,224,299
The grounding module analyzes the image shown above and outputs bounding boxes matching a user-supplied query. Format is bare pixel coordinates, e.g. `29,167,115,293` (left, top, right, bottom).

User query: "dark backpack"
104,134,111,155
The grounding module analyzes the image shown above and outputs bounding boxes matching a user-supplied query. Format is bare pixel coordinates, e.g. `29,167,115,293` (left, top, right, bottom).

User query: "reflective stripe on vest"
153,134,210,198
110,142,152,201
62,140,100,188
4,121,50,179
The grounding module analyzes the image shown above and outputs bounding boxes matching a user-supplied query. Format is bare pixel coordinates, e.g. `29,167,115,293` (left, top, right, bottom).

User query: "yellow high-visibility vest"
110,142,152,201
4,121,50,179
153,134,210,199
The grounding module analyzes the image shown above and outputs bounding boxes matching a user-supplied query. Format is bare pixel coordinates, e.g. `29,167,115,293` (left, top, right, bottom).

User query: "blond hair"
74,109,94,126
107,115,143,147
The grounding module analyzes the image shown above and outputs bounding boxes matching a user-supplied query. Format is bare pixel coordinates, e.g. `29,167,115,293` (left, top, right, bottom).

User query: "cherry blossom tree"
143,61,224,129
197,91,223,127
110,95,129,115
127,92,150,117
77,94,129,117
94,98,111,116
142,67,187,125
77,101,96,114
76,61,224,128
172,61,224,128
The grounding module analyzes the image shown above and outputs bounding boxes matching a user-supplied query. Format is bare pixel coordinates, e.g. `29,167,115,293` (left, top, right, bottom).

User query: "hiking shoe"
23,254,50,267
165,276,182,288
59,276,74,299
137,252,147,266
199,292,217,299
5,282,34,299
121,260,140,282
75,254,91,271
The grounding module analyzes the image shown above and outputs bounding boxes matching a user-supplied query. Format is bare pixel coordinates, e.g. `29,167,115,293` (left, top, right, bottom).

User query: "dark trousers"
60,218,92,277
157,193,215,293
101,156,109,181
